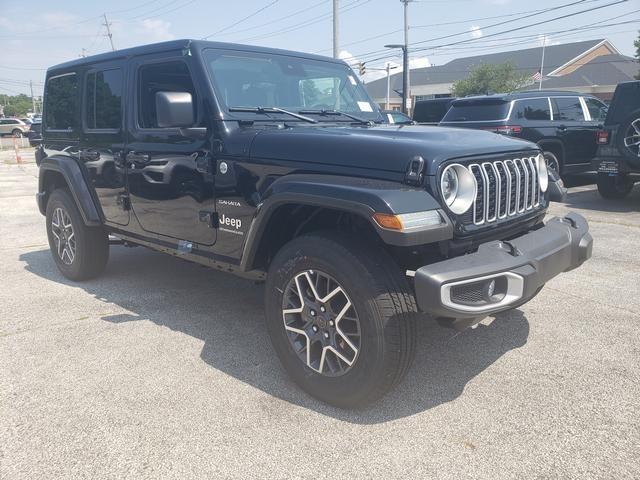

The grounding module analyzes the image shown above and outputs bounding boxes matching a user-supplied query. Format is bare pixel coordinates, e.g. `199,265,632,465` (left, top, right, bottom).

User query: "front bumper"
413,212,592,324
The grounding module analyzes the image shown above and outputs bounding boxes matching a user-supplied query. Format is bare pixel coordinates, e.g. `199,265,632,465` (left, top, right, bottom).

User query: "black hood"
249,124,538,175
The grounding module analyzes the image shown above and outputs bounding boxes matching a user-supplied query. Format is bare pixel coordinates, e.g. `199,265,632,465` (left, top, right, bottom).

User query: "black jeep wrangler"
36,40,592,407
592,81,640,198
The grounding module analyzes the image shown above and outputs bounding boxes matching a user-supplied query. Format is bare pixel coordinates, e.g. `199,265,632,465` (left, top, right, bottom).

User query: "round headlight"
536,153,549,193
440,164,477,215
442,167,459,206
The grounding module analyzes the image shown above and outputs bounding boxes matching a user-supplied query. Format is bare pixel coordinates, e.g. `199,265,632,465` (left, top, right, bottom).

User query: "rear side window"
45,73,78,130
584,97,608,122
137,61,197,129
552,97,585,121
442,101,510,122
516,98,551,121
85,68,123,129
413,100,452,123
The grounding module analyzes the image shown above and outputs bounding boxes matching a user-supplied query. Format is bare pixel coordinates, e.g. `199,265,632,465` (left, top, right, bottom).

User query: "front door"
125,56,216,246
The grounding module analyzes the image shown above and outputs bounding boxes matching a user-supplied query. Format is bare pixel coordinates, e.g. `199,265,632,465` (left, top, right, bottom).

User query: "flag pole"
539,35,546,91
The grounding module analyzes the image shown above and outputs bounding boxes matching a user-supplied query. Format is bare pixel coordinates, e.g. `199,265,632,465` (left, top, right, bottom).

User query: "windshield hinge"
404,156,425,186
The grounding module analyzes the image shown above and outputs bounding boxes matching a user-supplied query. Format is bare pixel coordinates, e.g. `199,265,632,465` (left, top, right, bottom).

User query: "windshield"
204,49,382,122
442,100,511,122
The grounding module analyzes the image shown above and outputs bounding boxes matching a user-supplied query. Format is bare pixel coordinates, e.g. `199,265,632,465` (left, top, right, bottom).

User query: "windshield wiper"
298,109,374,125
228,106,317,124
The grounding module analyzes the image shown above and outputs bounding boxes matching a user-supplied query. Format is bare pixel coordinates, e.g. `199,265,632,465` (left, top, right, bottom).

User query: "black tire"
543,150,562,176
264,231,417,408
45,189,109,280
596,173,634,199
12,129,23,138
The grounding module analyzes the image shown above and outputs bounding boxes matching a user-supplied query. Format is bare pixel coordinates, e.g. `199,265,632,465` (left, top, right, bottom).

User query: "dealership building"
364,39,638,110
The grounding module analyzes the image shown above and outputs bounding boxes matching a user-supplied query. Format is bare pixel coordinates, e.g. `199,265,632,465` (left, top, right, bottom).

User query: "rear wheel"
46,189,109,280
596,173,634,199
12,129,23,138
265,231,417,408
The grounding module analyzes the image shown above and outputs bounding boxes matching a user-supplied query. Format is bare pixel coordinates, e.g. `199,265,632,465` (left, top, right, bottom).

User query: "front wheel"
265,232,417,408
12,129,23,138
596,173,634,199
46,189,109,280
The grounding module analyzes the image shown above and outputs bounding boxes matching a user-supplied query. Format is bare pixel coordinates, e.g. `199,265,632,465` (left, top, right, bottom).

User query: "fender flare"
240,174,453,271
537,138,565,161
38,155,103,227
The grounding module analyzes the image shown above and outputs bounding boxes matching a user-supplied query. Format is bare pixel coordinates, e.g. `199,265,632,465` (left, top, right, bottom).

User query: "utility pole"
103,13,115,52
386,64,392,110
402,0,411,114
539,35,546,91
29,80,36,114
332,0,339,58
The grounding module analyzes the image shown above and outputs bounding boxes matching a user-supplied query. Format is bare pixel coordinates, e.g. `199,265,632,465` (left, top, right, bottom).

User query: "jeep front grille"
468,157,541,226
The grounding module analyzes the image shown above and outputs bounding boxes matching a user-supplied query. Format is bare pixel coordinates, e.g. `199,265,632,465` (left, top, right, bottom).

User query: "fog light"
484,279,495,298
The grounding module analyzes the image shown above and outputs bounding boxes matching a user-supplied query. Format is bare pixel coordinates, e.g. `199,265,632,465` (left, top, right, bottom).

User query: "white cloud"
138,19,174,42
470,25,483,39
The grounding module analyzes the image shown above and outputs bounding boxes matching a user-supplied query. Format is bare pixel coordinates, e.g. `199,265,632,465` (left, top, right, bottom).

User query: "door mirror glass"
155,91,194,128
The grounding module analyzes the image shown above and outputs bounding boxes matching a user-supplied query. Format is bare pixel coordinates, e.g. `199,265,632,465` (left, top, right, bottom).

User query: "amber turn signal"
372,213,403,231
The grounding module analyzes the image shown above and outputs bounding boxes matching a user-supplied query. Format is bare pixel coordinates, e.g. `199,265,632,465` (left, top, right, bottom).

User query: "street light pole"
333,0,339,59
402,0,411,114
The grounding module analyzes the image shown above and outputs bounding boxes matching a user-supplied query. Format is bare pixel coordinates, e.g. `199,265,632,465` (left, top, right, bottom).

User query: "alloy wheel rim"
623,118,640,157
282,270,361,377
544,152,559,173
51,207,76,265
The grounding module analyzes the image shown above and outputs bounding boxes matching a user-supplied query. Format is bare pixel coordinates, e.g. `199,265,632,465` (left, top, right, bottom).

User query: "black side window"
45,73,78,130
517,98,551,121
85,68,123,129
552,97,585,121
584,97,608,122
137,61,197,129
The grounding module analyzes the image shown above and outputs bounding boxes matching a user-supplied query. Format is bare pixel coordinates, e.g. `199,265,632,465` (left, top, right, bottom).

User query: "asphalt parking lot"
1,154,639,479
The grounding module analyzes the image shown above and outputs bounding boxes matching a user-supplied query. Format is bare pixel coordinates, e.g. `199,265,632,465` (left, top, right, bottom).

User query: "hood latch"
404,156,425,186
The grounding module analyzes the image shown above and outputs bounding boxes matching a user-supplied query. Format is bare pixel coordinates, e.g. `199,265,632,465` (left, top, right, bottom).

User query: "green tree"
634,30,640,80
451,62,531,97
0,94,34,117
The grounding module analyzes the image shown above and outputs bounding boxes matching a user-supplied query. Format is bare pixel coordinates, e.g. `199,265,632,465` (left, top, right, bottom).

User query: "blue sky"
0,0,638,96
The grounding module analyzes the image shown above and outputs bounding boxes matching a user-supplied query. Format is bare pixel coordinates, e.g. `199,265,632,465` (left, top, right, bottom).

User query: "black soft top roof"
47,39,345,75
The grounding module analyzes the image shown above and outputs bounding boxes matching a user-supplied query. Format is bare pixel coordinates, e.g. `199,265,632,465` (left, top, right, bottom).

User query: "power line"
237,0,371,43
346,0,598,62
356,0,629,65
202,0,281,39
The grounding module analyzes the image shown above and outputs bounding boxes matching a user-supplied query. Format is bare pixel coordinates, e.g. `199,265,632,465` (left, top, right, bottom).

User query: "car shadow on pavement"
20,246,530,424
561,184,640,213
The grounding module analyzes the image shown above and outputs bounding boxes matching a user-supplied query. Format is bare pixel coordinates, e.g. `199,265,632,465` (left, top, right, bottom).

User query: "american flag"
532,70,542,82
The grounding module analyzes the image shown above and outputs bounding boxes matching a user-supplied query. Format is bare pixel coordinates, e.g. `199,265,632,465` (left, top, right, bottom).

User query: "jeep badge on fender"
36,39,592,408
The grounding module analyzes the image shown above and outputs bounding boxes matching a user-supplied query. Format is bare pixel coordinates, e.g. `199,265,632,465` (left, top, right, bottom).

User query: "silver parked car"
0,118,30,137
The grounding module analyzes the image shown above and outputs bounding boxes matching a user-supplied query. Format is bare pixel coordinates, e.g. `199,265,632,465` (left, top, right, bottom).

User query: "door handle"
126,151,151,165
79,149,100,161
557,125,567,131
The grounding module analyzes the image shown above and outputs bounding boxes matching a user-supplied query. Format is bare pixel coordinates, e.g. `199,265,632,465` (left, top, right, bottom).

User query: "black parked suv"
413,97,456,125
36,40,592,407
592,81,640,198
440,91,608,177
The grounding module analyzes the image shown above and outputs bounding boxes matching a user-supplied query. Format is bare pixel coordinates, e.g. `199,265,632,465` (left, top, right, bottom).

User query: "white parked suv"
0,118,30,137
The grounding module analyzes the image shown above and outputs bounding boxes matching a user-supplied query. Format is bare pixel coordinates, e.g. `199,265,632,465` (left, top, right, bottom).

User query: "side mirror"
155,91,194,128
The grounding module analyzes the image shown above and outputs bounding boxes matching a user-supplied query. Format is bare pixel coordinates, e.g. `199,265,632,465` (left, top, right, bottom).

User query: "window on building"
552,97,585,121
584,97,608,122
137,61,197,129
45,73,78,130
85,68,123,130
516,98,551,121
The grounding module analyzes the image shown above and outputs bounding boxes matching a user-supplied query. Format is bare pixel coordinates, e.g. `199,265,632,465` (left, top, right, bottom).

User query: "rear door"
125,54,216,246
80,61,129,226
551,96,596,167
